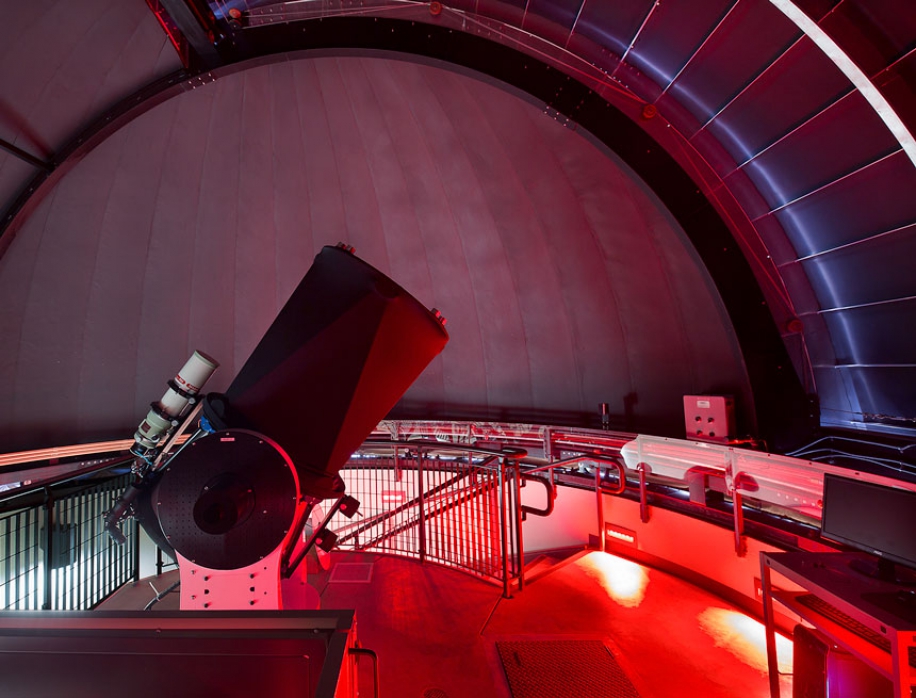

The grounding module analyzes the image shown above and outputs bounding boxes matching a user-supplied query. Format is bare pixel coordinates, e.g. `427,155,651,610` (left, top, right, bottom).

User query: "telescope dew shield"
132,351,219,453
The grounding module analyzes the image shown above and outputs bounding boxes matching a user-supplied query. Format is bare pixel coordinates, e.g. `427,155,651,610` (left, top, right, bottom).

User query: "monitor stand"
849,556,916,587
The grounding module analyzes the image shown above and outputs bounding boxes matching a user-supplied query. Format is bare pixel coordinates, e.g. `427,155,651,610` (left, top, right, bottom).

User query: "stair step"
519,548,591,585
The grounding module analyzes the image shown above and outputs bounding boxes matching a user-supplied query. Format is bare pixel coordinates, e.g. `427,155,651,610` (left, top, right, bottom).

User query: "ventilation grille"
497,639,640,698
328,562,374,583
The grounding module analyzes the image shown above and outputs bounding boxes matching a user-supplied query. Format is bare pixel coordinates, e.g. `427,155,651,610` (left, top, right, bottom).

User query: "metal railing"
325,441,628,597
0,422,632,609
0,465,139,610
328,443,529,596
5,417,836,606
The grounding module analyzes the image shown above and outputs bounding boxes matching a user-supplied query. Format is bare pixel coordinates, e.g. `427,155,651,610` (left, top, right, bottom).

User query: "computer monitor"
821,473,916,586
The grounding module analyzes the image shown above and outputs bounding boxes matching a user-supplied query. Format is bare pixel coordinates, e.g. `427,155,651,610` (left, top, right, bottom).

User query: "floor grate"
328,562,374,583
497,639,640,698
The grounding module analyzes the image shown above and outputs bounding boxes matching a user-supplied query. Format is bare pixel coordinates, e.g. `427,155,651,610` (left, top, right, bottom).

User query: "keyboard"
795,593,916,667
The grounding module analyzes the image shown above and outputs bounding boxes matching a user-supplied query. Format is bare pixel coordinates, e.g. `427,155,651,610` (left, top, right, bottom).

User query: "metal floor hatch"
496,639,641,698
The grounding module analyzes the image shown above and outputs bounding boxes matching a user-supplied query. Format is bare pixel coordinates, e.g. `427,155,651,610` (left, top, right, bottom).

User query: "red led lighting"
605,523,637,546
580,552,650,608
698,607,793,675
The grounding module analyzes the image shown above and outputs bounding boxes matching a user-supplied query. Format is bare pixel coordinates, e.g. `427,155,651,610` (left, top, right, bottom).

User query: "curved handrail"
349,646,380,698
525,454,627,492
0,440,134,469
361,438,528,461
0,456,132,507
519,475,556,518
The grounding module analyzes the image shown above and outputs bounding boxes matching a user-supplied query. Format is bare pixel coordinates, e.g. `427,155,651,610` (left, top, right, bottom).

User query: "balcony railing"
1,418,914,609
322,440,628,597
0,462,139,610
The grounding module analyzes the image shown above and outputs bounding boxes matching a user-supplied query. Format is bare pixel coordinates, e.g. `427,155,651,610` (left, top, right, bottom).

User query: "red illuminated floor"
103,550,794,697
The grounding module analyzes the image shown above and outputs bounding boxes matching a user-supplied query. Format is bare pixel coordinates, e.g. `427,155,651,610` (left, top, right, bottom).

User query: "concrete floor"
101,548,793,697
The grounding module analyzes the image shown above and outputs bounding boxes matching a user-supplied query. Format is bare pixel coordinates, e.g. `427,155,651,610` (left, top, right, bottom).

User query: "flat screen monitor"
821,473,916,585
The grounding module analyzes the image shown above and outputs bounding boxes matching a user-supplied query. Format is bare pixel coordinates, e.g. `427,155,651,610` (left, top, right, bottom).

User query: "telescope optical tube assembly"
131,351,219,456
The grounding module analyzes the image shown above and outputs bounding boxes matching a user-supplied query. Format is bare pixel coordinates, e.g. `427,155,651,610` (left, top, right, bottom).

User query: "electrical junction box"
684,395,735,443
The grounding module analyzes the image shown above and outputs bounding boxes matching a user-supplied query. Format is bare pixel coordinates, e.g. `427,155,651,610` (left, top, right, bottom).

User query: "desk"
761,551,916,698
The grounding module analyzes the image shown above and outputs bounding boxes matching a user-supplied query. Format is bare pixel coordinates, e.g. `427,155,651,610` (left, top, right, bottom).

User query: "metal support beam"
637,463,650,523
154,0,221,67
0,138,51,171
733,489,747,557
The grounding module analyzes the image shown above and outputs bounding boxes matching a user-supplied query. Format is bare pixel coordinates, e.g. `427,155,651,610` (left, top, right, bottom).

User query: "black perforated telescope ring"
154,430,298,570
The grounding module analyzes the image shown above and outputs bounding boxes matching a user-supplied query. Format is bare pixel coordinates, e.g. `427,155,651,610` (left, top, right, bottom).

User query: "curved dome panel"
0,56,750,451
0,1,180,220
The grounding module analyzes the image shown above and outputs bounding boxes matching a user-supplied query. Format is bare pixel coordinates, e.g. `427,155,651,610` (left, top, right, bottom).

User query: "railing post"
132,518,141,583
417,447,426,564
595,465,605,552
498,456,511,599
513,458,525,592
637,462,650,523
42,489,53,610
733,488,747,557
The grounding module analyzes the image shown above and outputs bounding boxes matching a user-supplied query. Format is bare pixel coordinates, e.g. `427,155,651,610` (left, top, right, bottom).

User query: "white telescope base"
177,548,321,611
178,549,284,610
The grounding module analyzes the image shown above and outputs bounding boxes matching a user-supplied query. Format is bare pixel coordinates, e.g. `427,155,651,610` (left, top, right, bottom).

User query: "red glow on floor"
698,607,793,675
580,552,650,608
